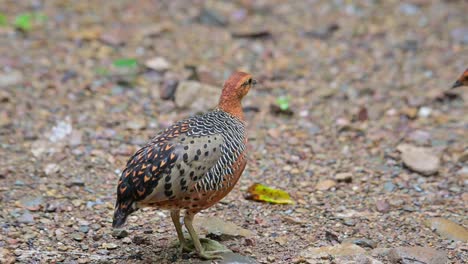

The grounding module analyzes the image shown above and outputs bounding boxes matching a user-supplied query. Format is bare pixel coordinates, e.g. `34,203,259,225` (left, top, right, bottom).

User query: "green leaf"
112,58,138,68
276,96,290,111
14,13,32,31
246,183,295,204
0,13,7,27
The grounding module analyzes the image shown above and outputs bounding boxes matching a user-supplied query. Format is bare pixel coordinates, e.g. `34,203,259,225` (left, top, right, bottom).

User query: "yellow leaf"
245,183,295,204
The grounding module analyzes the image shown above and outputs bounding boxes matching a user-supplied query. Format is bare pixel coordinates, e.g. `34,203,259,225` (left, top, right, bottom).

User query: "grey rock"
175,81,220,112
112,229,129,239
397,144,440,176
388,247,447,264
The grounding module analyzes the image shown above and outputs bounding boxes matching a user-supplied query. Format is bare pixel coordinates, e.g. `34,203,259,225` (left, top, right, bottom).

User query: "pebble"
102,243,118,250
17,211,34,224
342,238,377,249
65,178,85,187
145,57,171,71
376,200,390,213
335,172,353,183
383,181,396,192
0,70,23,88
112,229,129,239
43,163,60,176
451,27,468,44
301,243,366,260
315,179,337,191
160,79,178,100
19,196,43,211
407,130,431,145
195,217,253,238
79,225,90,233
425,218,468,242
200,252,256,264
122,237,132,244
397,144,440,176
418,106,432,118
72,232,85,241
388,247,447,264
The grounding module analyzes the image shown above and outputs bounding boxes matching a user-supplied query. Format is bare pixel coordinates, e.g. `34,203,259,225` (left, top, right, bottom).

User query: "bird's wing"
115,120,224,207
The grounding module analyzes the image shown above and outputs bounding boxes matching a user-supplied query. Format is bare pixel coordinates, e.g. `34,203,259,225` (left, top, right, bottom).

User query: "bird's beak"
451,80,463,89
252,79,257,86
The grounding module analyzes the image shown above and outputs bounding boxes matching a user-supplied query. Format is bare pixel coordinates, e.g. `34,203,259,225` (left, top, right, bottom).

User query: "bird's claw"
197,251,224,260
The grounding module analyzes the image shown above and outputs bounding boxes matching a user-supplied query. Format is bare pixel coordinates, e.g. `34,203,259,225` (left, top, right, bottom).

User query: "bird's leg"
170,210,191,253
184,212,226,260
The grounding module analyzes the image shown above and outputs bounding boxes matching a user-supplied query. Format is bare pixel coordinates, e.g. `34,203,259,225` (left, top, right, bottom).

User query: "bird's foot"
178,241,193,253
178,237,231,259
197,250,224,260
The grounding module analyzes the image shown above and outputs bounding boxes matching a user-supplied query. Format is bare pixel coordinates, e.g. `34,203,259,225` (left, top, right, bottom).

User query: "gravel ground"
0,1,467,263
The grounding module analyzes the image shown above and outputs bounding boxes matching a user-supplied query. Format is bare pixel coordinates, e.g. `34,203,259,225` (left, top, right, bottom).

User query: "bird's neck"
218,95,244,121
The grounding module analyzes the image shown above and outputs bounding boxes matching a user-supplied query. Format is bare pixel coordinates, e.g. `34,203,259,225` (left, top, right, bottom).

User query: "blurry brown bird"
452,68,468,89
113,71,256,259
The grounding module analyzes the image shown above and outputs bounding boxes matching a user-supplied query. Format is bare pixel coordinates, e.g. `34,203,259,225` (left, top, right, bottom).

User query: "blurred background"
0,0,467,263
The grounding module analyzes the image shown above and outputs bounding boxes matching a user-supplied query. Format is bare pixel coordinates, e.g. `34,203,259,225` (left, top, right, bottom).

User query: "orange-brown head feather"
452,68,468,89
218,71,256,120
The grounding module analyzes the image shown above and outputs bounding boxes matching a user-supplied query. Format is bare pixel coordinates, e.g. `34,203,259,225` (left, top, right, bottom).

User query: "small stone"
122,237,132,244
457,150,468,163
418,106,432,118
160,79,178,100
43,163,60,176
69,130,83,146
19,196,43,211
195,217,253,238
0,248,15,263
72,232,85,241
126,119,146,130
376,200,390,213
197,8,228,27
301,243,366,260
335,172,353,183
383,181,396,192
315,179,337,191
132,236,147,245
267,256,276,262
17,211,34,224
102,243,118,250
145,57,171,71
407,130,431,145
200,252,256,264
79,225,90,233
342,218,356,226
0,70,23,88
65,178,85,188
426,218,468,242
388,247,447,264
342,238,377,249
55,229,66,239
112,229,129,239
397,144,440,176
451,27,468,44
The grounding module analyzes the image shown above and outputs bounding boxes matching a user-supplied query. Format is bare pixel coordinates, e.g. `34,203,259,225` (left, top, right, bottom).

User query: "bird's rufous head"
218,71,256,119
452,68,468,89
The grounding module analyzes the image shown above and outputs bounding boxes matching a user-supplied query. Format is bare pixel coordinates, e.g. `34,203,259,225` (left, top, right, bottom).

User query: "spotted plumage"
112,71,256,260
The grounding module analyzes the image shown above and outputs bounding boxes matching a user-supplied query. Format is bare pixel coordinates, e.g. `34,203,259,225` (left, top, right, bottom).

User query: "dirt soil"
0,0,467,263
